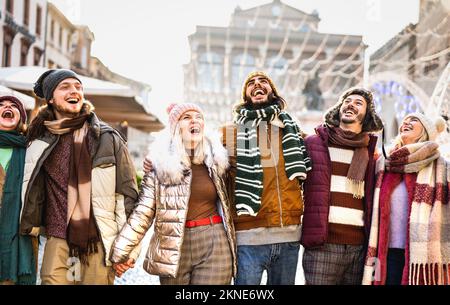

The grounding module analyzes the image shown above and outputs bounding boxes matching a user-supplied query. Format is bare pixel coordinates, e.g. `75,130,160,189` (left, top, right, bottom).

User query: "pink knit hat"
167,103,204,132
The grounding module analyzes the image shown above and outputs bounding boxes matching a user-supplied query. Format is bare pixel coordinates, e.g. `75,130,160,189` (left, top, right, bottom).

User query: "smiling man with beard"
221,71,311,285
0,96,37,285
20,69,139,285
300,87,383,285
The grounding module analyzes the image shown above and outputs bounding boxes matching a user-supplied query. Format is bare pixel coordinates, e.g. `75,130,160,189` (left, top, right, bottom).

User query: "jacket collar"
150,129,229,185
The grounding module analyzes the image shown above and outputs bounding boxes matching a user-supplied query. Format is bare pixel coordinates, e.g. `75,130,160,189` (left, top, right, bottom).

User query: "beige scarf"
44,114,99,263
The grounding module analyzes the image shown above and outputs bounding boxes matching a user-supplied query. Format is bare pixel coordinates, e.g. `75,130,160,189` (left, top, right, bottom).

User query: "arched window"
197,52,223,93
267,56,287,75
231,54,255,91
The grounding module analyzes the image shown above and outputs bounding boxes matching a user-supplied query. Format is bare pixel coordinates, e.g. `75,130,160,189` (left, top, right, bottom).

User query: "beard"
52,102,82,118
340,108,366,125
245,93,277,110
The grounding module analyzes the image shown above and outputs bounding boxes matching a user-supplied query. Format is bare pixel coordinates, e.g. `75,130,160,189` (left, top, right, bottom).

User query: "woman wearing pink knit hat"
363,113,450,285
110,103,237,284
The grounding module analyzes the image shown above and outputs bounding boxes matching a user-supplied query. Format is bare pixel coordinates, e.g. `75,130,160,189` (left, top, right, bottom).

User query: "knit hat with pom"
167,103,204,133
401,112,446,141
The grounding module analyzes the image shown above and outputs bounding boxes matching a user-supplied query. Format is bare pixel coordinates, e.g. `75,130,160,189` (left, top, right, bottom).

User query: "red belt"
185,215,222,228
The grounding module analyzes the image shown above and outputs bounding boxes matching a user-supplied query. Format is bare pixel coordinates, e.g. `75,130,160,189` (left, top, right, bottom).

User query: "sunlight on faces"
179,110,204,150
339,94,367,126
0,100,21,131
245,76,273,105
49,78,84,119
400,116,426,145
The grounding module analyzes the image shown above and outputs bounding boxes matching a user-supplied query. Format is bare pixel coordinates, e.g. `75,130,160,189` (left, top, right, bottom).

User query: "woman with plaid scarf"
363,113,450,285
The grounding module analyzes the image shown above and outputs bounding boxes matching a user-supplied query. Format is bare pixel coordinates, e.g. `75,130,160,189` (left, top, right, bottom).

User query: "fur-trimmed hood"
149,129,229,185
324,88,383,133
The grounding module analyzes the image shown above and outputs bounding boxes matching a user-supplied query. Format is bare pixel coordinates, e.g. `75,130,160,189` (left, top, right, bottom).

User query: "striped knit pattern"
234,105,311,216
327,144,365,245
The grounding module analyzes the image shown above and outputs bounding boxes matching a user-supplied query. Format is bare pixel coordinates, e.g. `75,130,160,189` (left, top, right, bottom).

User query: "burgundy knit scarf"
327,126,370,199
44,114,99,264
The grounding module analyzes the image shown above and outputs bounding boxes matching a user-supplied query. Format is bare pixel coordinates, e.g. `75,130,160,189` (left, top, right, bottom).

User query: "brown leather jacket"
222,121,304,231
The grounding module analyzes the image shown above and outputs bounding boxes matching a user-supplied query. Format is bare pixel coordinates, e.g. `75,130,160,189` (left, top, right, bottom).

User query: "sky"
49,0,420,123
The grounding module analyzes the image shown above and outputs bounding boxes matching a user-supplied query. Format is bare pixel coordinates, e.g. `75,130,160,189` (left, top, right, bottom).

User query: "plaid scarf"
44,114,99,264
327,126,370,199
363,141,450,285
233,104,311,216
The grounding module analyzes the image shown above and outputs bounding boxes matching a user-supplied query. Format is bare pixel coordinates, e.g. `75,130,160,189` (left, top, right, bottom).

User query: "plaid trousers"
302,243,364,285
159,223,233,285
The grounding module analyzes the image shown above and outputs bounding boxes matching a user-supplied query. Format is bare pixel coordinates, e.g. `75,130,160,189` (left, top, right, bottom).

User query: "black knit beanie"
33,69,82,101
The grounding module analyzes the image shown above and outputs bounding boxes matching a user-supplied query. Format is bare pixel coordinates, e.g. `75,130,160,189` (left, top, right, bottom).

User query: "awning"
0,66,164,133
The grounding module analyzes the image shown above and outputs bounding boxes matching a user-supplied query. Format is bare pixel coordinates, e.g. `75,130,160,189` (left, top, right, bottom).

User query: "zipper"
266,124,283,227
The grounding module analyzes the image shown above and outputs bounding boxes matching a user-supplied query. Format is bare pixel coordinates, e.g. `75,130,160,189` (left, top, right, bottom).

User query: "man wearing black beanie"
20,69,139,285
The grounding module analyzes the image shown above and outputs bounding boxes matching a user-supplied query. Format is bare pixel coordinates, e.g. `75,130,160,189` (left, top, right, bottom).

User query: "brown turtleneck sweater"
186,159,219,221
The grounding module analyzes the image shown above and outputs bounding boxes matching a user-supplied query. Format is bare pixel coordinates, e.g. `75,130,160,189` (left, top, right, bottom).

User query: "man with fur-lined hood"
221,71,311,285
20,69,139,285
300,87,383,285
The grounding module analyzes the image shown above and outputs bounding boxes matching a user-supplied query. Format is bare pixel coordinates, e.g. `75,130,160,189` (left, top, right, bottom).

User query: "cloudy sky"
49,0,420,123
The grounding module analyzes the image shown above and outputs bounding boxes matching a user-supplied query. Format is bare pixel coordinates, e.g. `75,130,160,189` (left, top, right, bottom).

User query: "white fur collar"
149,129,229,185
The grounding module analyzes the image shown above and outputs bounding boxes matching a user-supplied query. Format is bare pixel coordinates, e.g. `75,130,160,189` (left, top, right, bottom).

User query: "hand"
112,258,135,278
143,156,153,173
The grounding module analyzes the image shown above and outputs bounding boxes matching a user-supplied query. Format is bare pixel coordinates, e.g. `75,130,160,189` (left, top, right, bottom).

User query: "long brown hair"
26,101,93,143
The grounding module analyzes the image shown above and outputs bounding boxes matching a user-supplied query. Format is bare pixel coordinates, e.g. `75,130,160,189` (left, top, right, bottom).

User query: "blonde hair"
171,120,206,167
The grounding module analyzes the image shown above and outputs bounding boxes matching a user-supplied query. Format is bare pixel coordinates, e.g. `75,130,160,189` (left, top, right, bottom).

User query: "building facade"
45,2,75,68
0,0,46,67
183,0,365,133
369,0,449,142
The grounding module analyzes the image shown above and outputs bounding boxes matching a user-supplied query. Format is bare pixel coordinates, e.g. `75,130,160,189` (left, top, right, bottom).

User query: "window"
33,47,43,65
67,33,71,52
36,6,42,36
6,0,13,15
2,29,14,67
2,42,12,67
50,20,55,41
197,52,223,92
24,0,30,26
231,54,255,90
59,26,63,48
20,39,31,66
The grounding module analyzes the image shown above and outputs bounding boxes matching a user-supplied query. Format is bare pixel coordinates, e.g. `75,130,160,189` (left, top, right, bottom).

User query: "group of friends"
0,68,449,286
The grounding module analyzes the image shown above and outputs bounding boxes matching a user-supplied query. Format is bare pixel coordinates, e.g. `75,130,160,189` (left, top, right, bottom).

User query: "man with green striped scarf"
221,71,311,285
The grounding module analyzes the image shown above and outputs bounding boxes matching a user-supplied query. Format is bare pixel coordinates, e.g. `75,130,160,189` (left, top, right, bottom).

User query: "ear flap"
324,103,342,128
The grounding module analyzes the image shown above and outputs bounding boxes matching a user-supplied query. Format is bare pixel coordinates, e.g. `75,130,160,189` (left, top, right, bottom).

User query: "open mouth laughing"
66,97,80,104
1,109,14,119
189,126,201,135
251,88,267,97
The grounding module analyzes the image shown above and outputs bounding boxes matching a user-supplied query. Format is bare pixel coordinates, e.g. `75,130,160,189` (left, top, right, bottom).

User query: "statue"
303,70,324,111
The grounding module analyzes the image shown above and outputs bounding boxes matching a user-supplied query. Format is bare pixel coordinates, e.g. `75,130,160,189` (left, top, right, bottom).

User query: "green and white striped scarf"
234,104,311,216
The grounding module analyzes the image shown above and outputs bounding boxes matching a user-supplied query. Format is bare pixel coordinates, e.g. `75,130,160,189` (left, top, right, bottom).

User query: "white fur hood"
148,128,229,185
